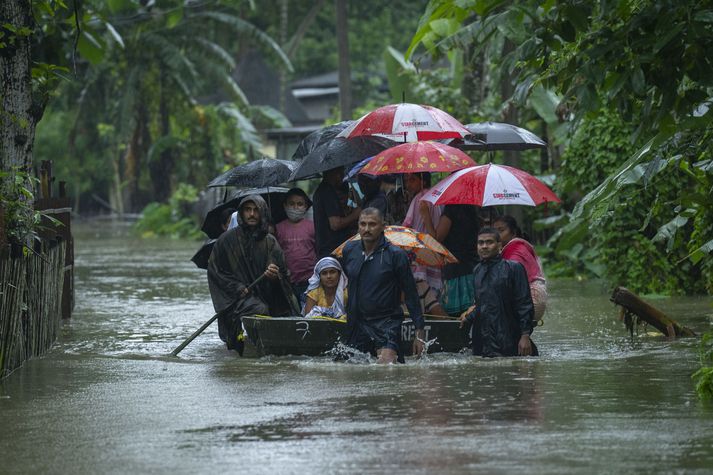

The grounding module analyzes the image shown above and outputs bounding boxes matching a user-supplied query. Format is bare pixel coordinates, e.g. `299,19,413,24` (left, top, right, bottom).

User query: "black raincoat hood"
238,194,271,239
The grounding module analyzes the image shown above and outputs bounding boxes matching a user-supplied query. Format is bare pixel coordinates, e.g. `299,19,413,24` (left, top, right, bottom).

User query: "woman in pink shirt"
493,215,547,321
402,172,446,316
275,188,317,309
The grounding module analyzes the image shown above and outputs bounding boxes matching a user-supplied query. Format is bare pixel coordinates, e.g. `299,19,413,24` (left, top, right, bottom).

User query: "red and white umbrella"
337,103,471,142
359,142,476,175
421,163,561,207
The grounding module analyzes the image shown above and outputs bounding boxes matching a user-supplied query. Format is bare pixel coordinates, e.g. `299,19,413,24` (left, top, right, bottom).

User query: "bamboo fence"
0,240,66,379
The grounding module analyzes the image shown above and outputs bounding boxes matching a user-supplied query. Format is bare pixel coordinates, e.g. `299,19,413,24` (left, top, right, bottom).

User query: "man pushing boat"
341,207,426,363
207,195,299,352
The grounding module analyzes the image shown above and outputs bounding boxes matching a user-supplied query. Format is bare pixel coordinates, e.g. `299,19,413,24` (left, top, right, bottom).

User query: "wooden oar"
170,274,266,357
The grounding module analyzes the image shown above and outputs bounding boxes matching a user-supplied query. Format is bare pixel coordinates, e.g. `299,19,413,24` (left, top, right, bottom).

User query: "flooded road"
2,221,713,474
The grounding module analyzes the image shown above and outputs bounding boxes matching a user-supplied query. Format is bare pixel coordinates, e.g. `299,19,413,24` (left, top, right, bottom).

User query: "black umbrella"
289,136,396,181
207,158,297,188
291,121,354,161
200,186,289,239
453,122,546,151
191,239,216,270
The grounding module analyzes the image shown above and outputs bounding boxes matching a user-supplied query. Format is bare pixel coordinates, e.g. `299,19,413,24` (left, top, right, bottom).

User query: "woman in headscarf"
302,257,348,320
493,215,547,322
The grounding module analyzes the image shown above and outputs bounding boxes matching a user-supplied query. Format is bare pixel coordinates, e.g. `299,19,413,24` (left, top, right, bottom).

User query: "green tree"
69,0,291,211
408,0,713,293
1,0,105,244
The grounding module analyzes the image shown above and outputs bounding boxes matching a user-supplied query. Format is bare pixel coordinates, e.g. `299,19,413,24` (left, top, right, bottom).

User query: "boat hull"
241,316,469,357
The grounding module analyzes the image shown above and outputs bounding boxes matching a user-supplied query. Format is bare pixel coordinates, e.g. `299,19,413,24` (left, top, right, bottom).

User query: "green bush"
134,184,203,240
557,108,641,197
693,331,713,401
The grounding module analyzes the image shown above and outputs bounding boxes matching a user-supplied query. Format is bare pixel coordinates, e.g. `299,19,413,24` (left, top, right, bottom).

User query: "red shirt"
501,238,543,282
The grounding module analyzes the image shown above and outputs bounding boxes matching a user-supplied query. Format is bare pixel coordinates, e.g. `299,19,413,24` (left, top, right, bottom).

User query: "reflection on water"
1,221,713,474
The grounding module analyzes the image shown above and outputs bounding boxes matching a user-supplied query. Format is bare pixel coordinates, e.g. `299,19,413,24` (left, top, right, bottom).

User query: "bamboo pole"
0,250,27,378
0,240,66,379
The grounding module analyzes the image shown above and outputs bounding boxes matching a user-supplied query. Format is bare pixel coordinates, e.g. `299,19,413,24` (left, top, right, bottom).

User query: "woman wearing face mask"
275,188,317,309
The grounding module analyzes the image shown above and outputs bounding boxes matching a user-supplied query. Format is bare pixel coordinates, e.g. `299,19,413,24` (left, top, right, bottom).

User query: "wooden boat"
241,315,469,357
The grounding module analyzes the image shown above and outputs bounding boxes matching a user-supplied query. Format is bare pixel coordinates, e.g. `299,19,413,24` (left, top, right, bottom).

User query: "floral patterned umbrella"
359,141,476,175
331,225,457,267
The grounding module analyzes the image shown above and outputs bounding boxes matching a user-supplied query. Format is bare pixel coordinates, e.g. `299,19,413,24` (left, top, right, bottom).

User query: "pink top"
402,188,443,232
403,188,443,289
501,238,544,282
275,219,317,284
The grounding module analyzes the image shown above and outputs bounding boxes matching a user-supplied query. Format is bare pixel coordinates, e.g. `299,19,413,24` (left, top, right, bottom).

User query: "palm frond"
191,55,249,107
193,38,236,70
148,135,183,163
143,32,199,84
217,102,262,153
189,11,293,72
250,104,291,128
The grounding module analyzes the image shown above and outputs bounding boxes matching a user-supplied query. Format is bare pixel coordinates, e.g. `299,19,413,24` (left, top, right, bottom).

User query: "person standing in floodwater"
312,166,361,258
341,207,425,363
402,172,446,316
459,227,536,357
493,215,547,322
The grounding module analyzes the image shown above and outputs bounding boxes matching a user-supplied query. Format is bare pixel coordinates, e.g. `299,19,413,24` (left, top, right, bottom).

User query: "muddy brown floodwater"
2,221,713,474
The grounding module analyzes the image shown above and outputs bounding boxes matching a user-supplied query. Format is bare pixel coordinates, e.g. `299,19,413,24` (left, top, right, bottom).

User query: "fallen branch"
611,286,695,337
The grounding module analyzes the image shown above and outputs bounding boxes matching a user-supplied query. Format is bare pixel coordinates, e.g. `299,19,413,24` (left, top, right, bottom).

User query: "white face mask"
285,207,307,222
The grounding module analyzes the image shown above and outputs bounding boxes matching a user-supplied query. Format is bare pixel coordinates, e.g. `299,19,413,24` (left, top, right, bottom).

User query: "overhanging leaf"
104,21,124,49
77,30,105,64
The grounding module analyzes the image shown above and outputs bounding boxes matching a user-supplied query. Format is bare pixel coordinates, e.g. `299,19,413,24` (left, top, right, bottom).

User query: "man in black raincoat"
460,227,536,357
342,208,425,363
208,195,299,351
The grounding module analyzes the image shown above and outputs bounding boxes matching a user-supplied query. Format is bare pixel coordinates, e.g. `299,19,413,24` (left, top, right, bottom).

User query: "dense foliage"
30,0,431,221
134,184,203,240
407,0,713,296
693,332,713,400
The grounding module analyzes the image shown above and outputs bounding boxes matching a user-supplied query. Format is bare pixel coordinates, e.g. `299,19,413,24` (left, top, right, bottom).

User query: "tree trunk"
149,78,174,203
122,99,151,212
611,286,696,337
279,0,288,114
335,0,351,120
461,42,485,109
0,1,37,172
286,0,326,59
109,152,124,215
1,1,44,244
499,39,518,169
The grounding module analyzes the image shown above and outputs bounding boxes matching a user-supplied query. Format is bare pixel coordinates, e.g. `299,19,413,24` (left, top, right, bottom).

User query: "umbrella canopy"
207,158,297,188
201,187,289,238
359,142,476,176
344,156,376,182
288,135,395,181
421,164,561,207
291,120,354,161
452,122,547,151
337,103,472,142
331,225,457,267
191,239,216,269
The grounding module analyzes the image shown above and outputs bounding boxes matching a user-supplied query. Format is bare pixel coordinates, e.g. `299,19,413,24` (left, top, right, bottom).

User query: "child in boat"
302,257,348,320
